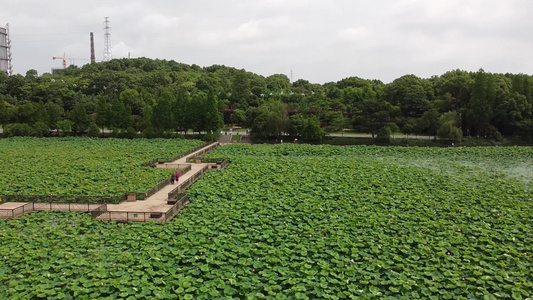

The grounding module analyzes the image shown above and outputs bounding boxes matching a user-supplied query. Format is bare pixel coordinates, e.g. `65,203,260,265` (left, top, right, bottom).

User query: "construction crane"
52,53,67,69
52,53,91,69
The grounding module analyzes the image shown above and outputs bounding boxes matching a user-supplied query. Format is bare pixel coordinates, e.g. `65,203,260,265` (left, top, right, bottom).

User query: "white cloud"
337,27,369,41
1,0,532,83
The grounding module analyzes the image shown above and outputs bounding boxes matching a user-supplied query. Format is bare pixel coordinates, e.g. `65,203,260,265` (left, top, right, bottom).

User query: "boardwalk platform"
0,142,226,222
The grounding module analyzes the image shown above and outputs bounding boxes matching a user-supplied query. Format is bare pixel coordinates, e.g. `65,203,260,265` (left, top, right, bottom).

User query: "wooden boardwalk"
0,142,226,222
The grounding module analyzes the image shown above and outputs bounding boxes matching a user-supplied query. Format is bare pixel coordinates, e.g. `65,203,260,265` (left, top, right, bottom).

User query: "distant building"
0,24,12,75
51,68,64,75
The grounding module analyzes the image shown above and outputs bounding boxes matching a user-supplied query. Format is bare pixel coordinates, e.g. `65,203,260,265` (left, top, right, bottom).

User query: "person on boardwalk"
170,174,176,184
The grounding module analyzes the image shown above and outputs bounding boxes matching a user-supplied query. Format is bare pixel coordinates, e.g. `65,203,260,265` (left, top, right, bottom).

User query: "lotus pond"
0,144,531,299
0,137,204,197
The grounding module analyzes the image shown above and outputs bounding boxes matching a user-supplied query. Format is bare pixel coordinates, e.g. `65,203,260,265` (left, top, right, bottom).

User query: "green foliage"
230,108,246,126
204,92,223,133
87,119,100,137
230,134,242,142
352,99,394,137
0,100,10,125
56,119,73,135
70,102,91,134
4,123,33,137
0,58,532,141
325,111,346,133
152,88,174,130
230,69,251,109
0,145,532,298
251,101,288,141
417,108,440,135
0,138,204,196
289,114,326,143
375,126,392,143
438,112,463,141
32,121,50,137
386,75,432,118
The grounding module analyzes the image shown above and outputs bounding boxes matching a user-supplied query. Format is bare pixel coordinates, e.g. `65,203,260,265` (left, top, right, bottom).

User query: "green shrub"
32,122,51,137
5,123,33,137
375,126,392,143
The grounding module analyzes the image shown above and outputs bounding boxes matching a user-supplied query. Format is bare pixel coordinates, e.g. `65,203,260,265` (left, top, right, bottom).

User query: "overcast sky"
2,0,533,83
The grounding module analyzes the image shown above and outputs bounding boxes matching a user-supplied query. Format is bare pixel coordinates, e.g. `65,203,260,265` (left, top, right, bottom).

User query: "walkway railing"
142,142,211,167
167,165,210,201
0,203,34,219
154,163,191,171
91,211,166,222
0,202,107,219
0,194,125,204
186,143,220,163
1,142,227,222
33,202,107,212
164,194,189,222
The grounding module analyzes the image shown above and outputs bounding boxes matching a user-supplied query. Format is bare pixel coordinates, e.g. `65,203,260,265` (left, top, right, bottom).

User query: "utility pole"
103,17,111,61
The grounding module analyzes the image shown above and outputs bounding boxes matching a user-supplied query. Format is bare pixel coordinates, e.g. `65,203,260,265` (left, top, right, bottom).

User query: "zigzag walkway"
0,142,226,223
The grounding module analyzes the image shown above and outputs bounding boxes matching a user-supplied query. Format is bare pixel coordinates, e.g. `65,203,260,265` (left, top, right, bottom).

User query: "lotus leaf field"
0,137,204,197
1,143,532,299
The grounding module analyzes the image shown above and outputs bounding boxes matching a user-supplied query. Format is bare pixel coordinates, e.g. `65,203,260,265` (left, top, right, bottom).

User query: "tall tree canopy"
0,58,531,141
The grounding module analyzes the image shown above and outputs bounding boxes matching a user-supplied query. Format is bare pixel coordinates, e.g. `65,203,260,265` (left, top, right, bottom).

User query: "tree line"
0,58,532,142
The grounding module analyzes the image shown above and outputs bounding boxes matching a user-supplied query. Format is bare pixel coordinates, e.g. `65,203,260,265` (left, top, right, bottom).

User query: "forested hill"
0,58,532,141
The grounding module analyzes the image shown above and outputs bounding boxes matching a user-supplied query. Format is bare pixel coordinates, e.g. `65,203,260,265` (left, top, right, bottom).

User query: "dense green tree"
95,97,110,129
0,58,530,141
230,70,251,109
120,89,144,115
4,123,33,137
375,126,392,143
265,74,291,93
56,120,72,135
32,121,50,137
6,74,26,99
352,99,395,138
417,108,440,135
0,100,10,125
0,71,9,95
289,114,326,143
438,111,463,141
244,106,261,128
230,109,246,126
190,93,207,133
468,69,496,136
173,90,193,132
87,118,100,137
251,101,288,140
204,92,223,134
386,75,431,118
70,102,91,134
14,101,45,125
325,111,346,133
433,69,474,109
402,118,418,136
44,102,64,129
109,99,132,129
151,89,174,130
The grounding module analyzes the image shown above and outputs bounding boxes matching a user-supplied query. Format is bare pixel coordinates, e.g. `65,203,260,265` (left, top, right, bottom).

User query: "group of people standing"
170,171,180,184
